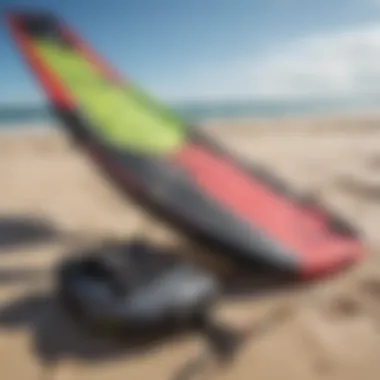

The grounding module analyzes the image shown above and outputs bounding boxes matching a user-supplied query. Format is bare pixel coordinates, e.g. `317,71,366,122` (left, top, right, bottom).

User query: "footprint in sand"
337,175,380,201
359,278,380,302
335,155,380,201
356,277,380,331
368,155,380,169
325,295,364,320
330,296,363,318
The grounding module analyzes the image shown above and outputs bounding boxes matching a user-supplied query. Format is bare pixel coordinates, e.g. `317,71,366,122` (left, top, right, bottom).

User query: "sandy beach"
0,116,379,380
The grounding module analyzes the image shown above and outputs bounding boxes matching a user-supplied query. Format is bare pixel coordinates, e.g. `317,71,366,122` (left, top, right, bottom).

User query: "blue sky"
1,0,380,104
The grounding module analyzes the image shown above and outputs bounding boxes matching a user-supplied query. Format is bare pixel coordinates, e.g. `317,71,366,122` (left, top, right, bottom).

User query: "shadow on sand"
0,289,294,380
0,214,61,252
0,239,301,379
0,294,191,366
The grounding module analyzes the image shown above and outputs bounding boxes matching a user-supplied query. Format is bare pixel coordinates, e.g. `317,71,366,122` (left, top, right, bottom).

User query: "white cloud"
158,24,380,102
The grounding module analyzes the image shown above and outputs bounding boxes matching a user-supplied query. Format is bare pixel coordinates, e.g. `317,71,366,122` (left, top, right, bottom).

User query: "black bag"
56,239,289,379
56,239,220,334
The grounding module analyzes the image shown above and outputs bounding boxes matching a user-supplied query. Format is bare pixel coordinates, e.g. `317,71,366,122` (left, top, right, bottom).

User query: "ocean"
0,97,378,130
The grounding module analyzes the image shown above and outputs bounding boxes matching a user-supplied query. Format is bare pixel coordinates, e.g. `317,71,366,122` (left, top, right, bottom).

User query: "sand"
0,116,379,380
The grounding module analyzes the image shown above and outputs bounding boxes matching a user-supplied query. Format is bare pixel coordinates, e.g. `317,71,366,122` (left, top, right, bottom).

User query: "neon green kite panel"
35,39,186,154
